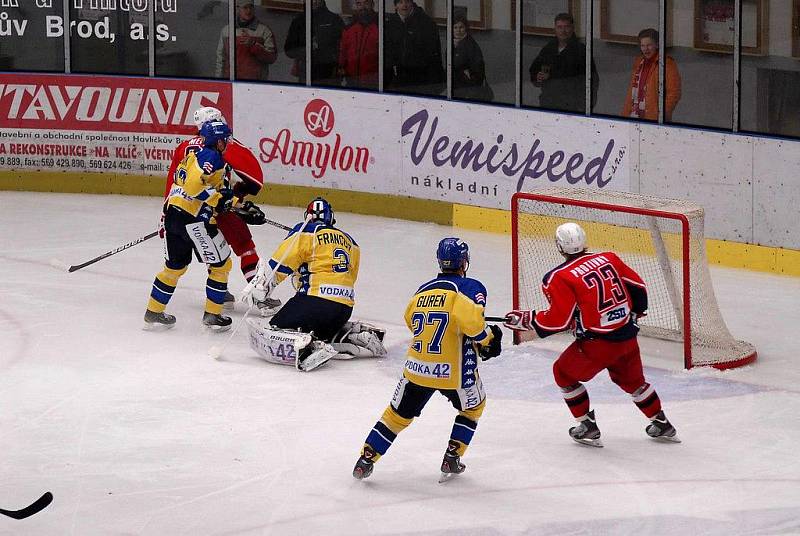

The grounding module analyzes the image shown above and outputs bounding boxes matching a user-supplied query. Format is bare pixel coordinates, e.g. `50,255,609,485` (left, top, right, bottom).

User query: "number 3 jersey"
267,221,360,307
403,273,494,390
533,251,648,342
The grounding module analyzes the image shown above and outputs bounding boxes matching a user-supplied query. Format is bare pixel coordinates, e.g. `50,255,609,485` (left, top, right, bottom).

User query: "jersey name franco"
535,251,647,341
268,220,360,307
403,273,492,390
167,148,227,217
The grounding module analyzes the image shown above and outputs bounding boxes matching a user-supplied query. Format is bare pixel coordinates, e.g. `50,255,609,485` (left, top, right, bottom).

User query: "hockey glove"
235,200,267,225
479,324,503,360
216,188,235,214
158,212,165,239
503,309,535,331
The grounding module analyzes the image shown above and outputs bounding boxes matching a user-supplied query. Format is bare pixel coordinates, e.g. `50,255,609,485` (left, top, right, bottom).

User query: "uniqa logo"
259,98,370,179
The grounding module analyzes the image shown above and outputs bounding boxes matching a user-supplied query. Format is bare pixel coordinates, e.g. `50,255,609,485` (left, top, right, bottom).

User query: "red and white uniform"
532,252,660,419
533,251,647,341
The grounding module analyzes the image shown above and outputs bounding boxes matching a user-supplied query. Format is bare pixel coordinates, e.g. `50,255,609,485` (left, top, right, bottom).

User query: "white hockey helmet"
555,222,587,255
193,106,225,129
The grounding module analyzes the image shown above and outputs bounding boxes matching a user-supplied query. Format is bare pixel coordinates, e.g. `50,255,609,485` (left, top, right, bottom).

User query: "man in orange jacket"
622,28,681,121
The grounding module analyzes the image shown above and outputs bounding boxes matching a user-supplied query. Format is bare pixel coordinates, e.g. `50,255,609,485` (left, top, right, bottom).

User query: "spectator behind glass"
528,13,598,113
215,1,277,81
384,0,445,96
622,28,682,121
338,0,379,90
285,0,344,86
451,14,493,102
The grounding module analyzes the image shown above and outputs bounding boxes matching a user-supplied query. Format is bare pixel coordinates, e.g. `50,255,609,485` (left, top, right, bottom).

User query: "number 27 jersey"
535,251,647,339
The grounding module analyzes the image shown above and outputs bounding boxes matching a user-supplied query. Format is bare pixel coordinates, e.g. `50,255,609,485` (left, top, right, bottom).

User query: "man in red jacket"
214,1,278,81
338,0,378,90
504,222,679,447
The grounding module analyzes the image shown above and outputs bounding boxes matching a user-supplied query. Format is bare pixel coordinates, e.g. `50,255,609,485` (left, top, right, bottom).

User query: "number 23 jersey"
535,251,647,339
403,273,492,390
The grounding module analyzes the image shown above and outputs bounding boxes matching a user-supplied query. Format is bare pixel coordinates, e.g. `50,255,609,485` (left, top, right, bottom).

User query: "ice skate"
296,340,337,371
569,410,603,447
143,310,176,331
252,292,281,317
646,411,681,443
202,312,232,332
352,445,377,480
439,441,466,483
223,291,235,310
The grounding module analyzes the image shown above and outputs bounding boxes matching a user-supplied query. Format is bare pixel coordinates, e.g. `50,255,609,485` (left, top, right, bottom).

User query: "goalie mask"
555,222,587,255
437,237,470,273
305,197,335,226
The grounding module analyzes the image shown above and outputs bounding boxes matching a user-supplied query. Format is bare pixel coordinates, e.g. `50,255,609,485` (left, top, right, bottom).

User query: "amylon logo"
259,98,370,179
0,74,231,134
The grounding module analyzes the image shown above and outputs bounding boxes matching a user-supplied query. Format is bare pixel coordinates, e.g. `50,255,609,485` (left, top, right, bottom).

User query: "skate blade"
223,301,235,311
438,472,459,484
571,436,604,448
650,434,681,443
142,322,175,332
204,324,232,333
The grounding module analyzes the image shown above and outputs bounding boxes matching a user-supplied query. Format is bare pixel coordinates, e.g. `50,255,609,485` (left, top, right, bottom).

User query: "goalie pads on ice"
246,319,336,371
331,321,388,359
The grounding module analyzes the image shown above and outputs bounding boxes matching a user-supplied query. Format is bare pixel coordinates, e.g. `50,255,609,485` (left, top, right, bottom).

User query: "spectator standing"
452,14,493,102
529,13,598,113
338,0,379,90
622,28,682,121
285,0,344,86
215,1,277,81
384,0,445,96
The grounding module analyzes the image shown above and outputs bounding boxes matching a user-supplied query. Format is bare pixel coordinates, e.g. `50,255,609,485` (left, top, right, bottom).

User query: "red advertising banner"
0,74,233,134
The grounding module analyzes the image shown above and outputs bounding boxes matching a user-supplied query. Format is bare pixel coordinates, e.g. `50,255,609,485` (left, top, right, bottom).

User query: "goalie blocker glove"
478,324,503,360
503,309,535,331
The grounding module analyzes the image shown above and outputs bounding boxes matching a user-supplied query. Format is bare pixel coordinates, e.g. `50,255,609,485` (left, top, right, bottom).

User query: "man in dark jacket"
529,13,599,113
384,0,445,96
285,0,344,86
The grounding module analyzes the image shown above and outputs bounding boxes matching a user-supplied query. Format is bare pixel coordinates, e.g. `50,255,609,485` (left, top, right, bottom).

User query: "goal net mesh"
513,187,756,369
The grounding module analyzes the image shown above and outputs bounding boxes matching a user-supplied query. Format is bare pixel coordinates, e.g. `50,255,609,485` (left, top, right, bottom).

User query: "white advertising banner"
233,85,631,209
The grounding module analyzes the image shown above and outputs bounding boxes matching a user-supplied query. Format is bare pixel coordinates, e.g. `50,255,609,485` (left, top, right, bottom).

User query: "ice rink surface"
1,191,799,535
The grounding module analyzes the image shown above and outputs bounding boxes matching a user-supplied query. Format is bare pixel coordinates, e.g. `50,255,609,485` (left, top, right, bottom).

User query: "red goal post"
511,187,757,370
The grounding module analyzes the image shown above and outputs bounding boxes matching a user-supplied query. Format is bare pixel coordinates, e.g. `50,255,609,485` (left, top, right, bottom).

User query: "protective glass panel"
452,2,512,104
338,0,379,91
522,2,594,113
384,0,446,97
69,2,148,75
155,0,229,79
0,1,64,72
226,1,280,82
591,0,660,121
310,0,346,87
739,0,798,137
666,0,733,129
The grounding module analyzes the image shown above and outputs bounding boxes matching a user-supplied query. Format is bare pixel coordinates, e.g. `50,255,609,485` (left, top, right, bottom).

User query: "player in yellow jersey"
144,120,237,331
244,197,387,371
353,237,503,482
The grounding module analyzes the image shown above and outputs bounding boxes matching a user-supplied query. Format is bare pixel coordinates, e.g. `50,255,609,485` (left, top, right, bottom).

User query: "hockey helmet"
437,237,470,273
199,120,232,149
193,106,225,129
555,222,587,255
305,197,335,226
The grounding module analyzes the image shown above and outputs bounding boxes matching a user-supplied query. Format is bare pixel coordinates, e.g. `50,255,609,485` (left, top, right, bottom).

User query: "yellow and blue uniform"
268,220,360,307
168,149,228,218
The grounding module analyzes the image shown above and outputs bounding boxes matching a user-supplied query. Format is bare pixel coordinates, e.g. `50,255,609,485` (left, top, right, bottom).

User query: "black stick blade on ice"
0,492,53,520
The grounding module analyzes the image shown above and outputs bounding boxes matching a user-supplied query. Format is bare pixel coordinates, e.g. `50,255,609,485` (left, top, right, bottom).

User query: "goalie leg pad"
247,319,312,366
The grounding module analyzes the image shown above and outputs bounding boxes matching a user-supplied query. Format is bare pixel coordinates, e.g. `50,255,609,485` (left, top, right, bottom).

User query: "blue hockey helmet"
199,120,232,148
437,237,469,273
305,196,335,226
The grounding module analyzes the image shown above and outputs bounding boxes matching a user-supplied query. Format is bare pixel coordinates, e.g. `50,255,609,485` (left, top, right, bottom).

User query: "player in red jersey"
504,222,679,446
161,106,279,314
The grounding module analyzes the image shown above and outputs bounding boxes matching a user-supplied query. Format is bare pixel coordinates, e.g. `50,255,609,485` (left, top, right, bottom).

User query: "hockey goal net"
512,187,756,370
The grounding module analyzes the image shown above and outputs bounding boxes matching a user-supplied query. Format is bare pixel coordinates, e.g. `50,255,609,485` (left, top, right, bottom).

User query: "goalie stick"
65,231,158,273
0,492,53,520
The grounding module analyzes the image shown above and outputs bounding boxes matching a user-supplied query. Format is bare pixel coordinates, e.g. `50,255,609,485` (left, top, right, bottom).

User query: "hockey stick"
485,316,508,323
0,492,53,520
209,214,313,360
231,206,292,232
65,231,158,273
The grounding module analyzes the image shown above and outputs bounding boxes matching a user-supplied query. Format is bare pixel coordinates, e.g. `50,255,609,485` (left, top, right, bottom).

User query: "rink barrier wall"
2,169,798,277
